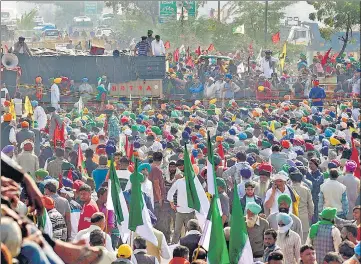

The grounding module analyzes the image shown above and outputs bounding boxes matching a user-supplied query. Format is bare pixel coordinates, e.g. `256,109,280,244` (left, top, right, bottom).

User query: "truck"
285,22,360,64
70,16,94,37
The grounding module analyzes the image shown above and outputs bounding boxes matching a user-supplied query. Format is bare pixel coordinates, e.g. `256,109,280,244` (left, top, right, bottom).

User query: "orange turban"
3,113,12,122
42,196,55,210
21,121,29,128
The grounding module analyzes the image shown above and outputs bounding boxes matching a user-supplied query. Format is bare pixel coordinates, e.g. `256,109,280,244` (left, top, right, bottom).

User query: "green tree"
230,1,293,46
308,1,360,58
16,9,37,30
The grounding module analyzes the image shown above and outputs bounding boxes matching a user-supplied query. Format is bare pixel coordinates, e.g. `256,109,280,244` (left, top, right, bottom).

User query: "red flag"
186,57,194,68
53,123,65,148
127,142,134,163
208,44,215,52
350,138,360,178
173,48,179,62
124,136,129,156
195,46,201,56
271,32,280,43
77,144,84,169
164,41,170,49
191,154,196,165
321,48,332,66
58,174,63,189
67,168,73,181
248,42,254,57
217,143,225,160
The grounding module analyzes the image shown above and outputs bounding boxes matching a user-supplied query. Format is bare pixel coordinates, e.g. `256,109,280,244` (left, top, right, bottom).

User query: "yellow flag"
231,115,236,122
24,96,33,116
279,42,287,71
270,120,276,133
9,99,16,119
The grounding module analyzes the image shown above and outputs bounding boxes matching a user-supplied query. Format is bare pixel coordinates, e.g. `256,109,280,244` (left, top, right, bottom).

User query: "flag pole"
193,245,201,261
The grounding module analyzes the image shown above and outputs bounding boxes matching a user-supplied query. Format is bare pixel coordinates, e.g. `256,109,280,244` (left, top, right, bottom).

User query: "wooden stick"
193,244,201,261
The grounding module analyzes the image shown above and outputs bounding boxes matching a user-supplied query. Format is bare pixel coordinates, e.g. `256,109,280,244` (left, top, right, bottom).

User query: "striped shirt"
135,40,151,56
277,230,301,264
48,208,67,241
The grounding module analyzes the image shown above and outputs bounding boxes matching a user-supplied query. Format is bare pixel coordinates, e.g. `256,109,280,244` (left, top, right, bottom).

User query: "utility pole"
264,0,268,46
217,1,221,22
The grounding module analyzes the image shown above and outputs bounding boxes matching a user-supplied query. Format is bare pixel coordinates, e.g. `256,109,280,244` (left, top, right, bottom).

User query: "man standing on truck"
10,36,32,56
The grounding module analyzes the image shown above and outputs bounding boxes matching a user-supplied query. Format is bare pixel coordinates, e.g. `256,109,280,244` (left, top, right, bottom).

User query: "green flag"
184,144,201,212
108,158,124,224
206,130,218,197
207,196,230,264
128,159,144,231
229,180,253,263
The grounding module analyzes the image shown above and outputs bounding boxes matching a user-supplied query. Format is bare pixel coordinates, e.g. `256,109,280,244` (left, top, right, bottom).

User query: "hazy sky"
1,1,316,24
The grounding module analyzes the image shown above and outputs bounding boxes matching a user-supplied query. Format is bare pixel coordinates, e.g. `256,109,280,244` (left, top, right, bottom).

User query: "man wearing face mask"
245,202,269,261
276,213,301,264
266,194,303,241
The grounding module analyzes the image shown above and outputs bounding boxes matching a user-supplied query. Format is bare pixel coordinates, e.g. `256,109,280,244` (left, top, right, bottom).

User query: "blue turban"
246,155,255,165
277,212,292,225
321,146,329,156
133,141,141,149
138,163,151,173
240,168,252,179
31,100,38,107
225,73,232,79
245,202,262,214
82,77,89,82
184,127,191,134
62,177,73,188
325,129,333,138
229,128,236,135
192,149,199,158
182,131,190,140
238,132,247,140
355,242,361,256
267,133,275,141
2,145,15,154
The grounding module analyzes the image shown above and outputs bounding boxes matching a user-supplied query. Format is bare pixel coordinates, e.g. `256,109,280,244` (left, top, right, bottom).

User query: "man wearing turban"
216,177,230,225
267,193,303,241
245,201,269,261
306,207,342,264
338,160,360,219
42,196,67,241
276,212,301,264
32,100,47,130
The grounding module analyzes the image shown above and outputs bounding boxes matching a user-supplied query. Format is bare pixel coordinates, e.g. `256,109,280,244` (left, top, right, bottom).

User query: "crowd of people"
1,35,361,264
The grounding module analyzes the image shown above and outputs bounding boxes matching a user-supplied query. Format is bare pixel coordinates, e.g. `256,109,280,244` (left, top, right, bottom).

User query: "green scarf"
309,220,334,239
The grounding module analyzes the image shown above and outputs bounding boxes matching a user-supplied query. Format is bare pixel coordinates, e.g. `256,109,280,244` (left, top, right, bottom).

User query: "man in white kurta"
32,101,47,130
51,82,60,110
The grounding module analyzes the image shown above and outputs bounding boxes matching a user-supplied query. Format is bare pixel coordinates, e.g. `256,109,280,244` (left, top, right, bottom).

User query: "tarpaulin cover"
2,54,166,86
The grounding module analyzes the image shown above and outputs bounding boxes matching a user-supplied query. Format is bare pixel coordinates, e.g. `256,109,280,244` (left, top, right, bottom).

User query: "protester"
245,202,269,261
300,244,317,264
266,194,303,241
74,212,113,251
1,34,360,264
42,196,67,241
78,184,99,231
89,229,117,263
306,207,342,264
180,219,202,261
113,244,133,264
275,212,301,264
263,229,281,263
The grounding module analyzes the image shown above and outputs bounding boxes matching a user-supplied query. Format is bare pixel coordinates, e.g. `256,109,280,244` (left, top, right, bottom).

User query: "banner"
109,79,163,97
